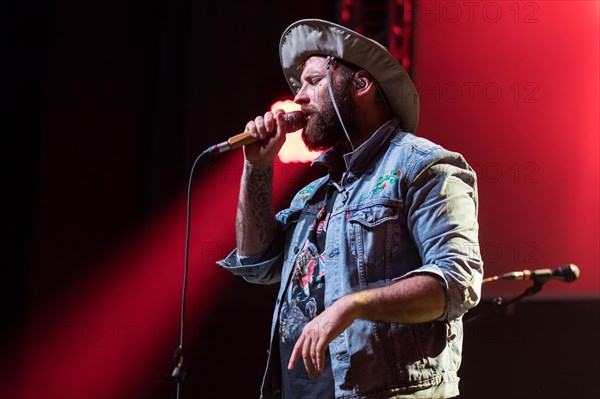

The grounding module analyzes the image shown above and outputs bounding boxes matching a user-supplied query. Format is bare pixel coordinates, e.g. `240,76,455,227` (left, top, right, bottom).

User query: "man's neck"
339,112,393,152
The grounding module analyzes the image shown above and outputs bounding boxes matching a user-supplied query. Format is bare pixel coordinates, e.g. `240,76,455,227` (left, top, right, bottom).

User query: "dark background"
1,1,598,398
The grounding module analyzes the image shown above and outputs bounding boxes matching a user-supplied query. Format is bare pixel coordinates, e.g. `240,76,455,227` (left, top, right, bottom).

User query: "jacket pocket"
347,200,403,288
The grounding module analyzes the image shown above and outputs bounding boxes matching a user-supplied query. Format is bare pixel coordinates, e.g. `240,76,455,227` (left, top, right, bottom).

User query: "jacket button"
293,246,299,254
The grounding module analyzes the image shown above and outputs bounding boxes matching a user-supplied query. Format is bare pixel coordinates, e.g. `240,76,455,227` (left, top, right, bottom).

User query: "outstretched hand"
288,294,359,379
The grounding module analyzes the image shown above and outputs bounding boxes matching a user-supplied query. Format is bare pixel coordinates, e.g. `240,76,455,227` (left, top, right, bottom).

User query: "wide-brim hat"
279,19,419,133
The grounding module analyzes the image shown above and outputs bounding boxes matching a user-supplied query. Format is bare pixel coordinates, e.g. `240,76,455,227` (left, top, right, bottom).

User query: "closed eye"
304,75,323,85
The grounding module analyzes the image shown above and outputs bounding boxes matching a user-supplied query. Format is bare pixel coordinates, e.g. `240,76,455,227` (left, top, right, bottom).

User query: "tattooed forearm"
236,161,277,256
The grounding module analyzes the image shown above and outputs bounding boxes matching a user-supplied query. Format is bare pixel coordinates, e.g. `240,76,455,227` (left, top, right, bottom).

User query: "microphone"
207,111,307,155
483,264,580,283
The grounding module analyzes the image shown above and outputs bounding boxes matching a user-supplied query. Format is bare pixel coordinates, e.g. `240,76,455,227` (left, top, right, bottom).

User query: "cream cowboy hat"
279,19,419,133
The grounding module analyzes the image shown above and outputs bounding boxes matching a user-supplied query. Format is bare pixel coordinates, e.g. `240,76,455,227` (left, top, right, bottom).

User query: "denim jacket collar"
311,117,403,176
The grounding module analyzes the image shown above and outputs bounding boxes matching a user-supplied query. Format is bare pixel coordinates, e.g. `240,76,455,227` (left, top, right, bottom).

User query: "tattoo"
236,162,276,256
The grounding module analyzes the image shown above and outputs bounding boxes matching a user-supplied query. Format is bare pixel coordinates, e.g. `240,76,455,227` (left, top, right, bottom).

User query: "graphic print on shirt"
279,203,329,344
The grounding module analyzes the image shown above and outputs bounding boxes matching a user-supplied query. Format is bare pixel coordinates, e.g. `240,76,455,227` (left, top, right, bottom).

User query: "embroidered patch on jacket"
362,169,402,200
298,185,315,203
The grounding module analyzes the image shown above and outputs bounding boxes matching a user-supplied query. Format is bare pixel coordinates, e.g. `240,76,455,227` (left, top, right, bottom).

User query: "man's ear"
354,71,373,93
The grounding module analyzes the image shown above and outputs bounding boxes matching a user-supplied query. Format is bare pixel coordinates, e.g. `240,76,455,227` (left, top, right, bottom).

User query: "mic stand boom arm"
465,279,547,325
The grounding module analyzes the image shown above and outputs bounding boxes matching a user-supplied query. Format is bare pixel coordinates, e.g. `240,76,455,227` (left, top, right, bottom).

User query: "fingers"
288,323,327,379
245,111,286,141
288,334,303,371
303,334,318,379
309,326,321,376
306,324,320,378
314,336,327,374
245,117,266,141
272,108,288,138
242,111,288,165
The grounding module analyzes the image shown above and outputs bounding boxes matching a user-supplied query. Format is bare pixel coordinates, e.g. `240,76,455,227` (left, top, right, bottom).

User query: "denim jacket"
218,118,483,399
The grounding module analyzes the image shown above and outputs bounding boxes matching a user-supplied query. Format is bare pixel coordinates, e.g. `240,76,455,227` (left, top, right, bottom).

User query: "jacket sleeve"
215,207,299,285
400,147,483,321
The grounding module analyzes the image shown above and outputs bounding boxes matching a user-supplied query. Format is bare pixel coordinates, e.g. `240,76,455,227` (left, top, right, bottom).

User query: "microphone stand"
170,145,220,399
167,115,305,397
465,279,547,325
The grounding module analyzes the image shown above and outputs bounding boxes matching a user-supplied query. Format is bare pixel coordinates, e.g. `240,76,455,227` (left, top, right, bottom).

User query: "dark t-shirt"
278,183,339,399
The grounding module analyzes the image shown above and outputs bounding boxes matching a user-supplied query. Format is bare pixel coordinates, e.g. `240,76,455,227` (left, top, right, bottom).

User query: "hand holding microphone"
207,111,307,159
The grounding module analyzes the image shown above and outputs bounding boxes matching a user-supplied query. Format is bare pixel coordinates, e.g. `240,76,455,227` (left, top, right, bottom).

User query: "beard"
301,79,356,152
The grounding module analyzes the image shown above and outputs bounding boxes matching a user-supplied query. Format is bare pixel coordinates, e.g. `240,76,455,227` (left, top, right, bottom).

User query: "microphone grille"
557,264,580,282
283,111,307,132
567,264,580,281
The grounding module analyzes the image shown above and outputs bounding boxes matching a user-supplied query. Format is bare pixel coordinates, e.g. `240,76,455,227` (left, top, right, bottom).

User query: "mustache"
301,105,319,115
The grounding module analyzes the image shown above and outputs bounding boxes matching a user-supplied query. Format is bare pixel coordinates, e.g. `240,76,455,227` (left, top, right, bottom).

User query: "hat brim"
279,19,419,133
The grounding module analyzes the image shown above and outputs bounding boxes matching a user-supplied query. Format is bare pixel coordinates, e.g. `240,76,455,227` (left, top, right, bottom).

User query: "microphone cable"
171,146,216,399
169,113,305,397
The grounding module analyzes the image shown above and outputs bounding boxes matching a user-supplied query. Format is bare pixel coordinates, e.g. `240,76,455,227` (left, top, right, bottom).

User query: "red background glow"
1,1,597,398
